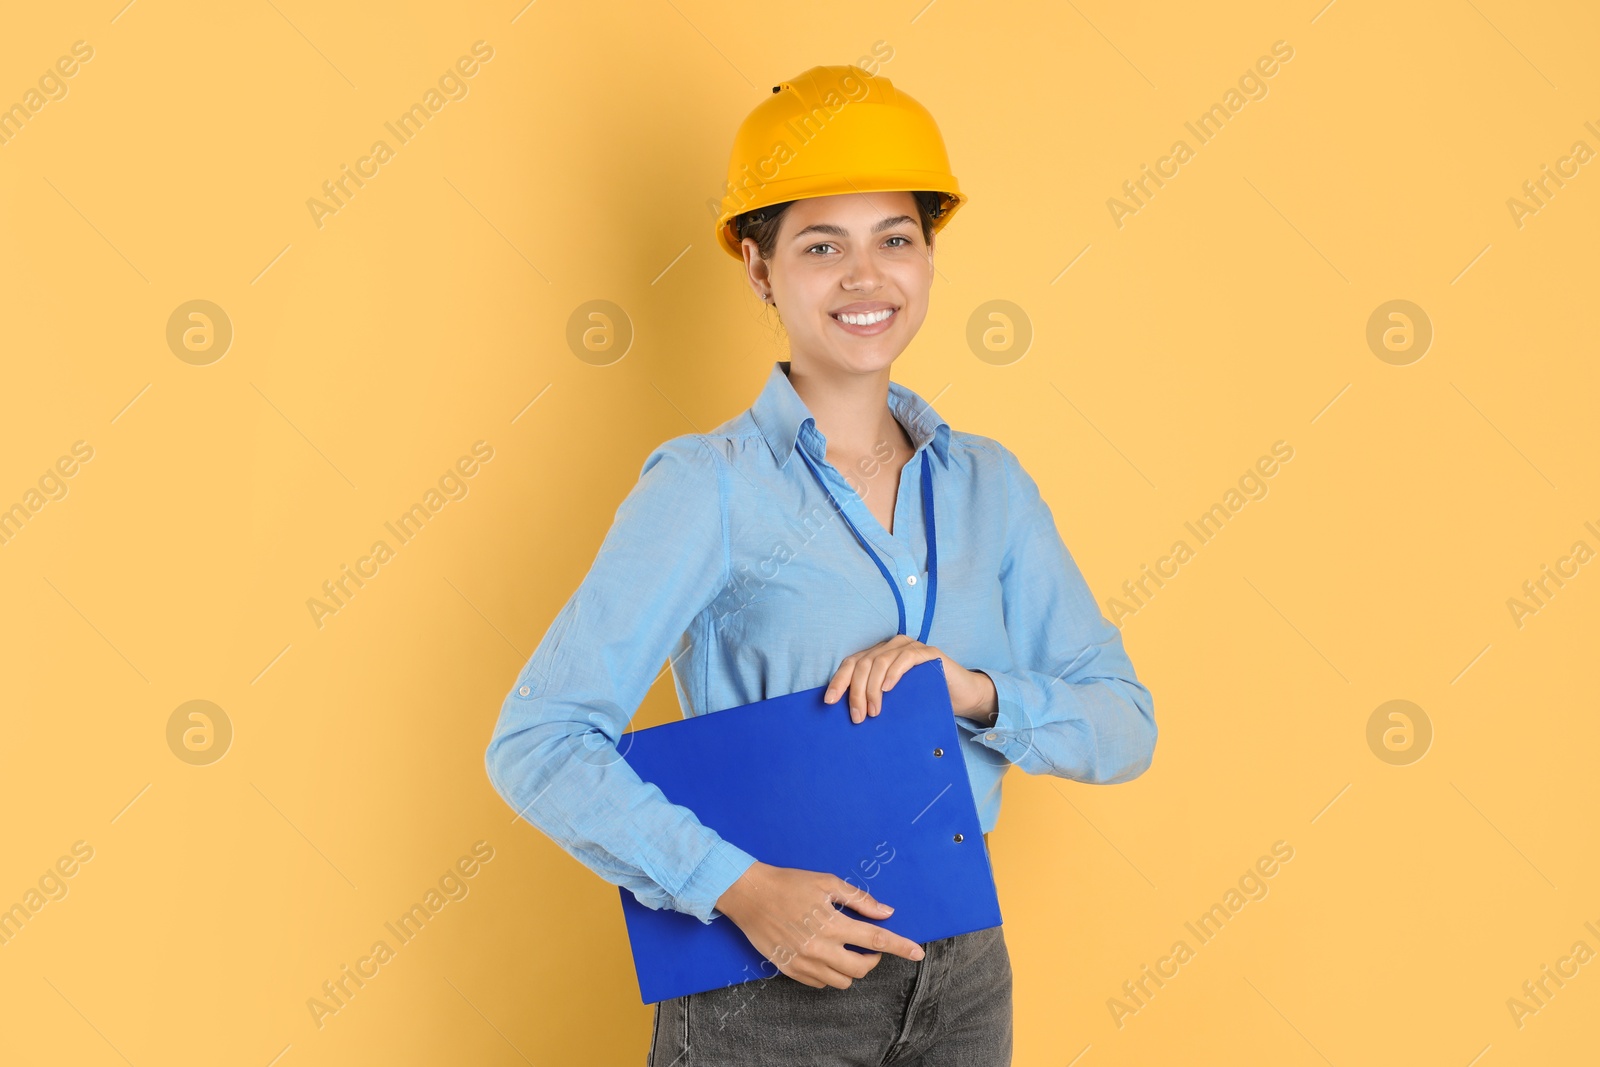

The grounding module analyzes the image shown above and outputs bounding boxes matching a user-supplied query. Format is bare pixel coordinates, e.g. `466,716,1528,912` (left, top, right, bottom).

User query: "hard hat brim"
715,179,965,259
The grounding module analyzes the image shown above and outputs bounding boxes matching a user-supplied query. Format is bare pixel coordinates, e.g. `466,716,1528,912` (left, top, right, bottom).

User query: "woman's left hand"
822,634,998,725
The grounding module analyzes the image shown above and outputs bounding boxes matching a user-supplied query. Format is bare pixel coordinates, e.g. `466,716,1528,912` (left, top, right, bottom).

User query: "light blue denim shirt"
485,360,1156,924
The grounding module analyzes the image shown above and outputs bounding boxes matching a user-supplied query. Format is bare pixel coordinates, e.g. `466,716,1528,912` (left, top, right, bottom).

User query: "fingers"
823,638,942,723
822,654,858,707
847,663,873,723
825,637,914,720
849,646,929,722
879,646,932,696
828,944,884,981
865,645,937,713
830,878,925,963
771,923,877,988
767,877,925,990
830,876,890,917
788,924,919,989
861,655,896,718
844,916,925,962
824,654,871,723
792,960,864,990
789,932,915,989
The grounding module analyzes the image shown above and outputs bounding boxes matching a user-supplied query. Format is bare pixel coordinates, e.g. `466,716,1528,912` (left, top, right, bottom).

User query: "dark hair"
734,190,946,261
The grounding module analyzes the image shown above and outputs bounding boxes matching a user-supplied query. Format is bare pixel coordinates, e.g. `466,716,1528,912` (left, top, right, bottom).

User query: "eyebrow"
790,215,918,241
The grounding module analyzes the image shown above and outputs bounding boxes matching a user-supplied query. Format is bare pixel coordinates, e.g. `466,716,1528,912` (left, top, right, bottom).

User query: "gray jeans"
647,924,1012,1066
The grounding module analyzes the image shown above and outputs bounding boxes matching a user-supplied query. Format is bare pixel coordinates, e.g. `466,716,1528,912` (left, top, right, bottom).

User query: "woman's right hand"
714,860,926,989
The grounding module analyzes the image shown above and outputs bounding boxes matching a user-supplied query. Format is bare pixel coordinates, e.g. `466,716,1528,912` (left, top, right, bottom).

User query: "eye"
805,242,838,256
884,235,912,248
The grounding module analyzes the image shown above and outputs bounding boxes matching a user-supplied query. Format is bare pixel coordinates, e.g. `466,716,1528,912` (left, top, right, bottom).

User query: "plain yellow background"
2,1,1597,1063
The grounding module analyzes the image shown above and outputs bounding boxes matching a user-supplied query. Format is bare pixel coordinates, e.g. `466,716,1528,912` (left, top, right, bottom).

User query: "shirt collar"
751,360,952,471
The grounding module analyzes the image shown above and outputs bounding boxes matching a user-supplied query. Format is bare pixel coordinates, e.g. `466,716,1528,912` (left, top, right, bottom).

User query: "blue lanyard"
795,442,938,644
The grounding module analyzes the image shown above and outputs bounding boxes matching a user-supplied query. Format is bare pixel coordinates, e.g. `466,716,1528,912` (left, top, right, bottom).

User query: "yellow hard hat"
713,65,966,259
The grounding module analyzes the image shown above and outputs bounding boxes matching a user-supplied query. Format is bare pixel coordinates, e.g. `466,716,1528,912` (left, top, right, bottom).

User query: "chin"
826,346,903,375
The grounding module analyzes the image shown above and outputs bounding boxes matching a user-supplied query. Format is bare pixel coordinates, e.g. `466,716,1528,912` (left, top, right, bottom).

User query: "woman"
485,65,1157,1065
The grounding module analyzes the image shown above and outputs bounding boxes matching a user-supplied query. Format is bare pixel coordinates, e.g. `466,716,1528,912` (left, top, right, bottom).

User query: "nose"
840,245,883,291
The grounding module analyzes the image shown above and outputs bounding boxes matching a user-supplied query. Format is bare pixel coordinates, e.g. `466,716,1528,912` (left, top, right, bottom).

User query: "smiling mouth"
831,307,898,326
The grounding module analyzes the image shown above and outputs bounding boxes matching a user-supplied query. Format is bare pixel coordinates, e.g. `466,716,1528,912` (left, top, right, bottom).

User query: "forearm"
954,668,1000,728
954,666,1155,783
487,713,757,923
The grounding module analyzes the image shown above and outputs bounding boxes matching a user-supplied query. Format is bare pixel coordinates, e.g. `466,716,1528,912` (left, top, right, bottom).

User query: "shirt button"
519,686,531,696
985,732,997,742
906,574,917,585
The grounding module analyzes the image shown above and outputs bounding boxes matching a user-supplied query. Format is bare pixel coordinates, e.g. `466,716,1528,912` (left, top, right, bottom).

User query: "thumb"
832,877,894,916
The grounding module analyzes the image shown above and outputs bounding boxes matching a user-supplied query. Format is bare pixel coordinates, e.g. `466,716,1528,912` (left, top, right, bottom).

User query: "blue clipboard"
615,657,1003,1004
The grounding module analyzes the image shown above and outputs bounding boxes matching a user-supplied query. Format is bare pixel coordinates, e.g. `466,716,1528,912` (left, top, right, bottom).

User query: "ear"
741,238,774,303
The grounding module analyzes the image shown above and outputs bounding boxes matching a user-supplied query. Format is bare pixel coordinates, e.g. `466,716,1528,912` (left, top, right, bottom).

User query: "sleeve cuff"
678,837,759,925
955,670,1028,763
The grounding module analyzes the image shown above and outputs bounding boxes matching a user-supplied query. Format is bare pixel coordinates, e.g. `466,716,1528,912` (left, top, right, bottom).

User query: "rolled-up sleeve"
955,444,1158,784
484,435,758,923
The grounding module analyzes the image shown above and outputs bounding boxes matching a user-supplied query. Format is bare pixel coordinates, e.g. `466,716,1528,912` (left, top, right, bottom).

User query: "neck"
784,360,910,459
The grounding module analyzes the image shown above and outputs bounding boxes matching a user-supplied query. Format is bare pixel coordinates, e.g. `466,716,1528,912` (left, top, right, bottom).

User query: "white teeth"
836,308,895,326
